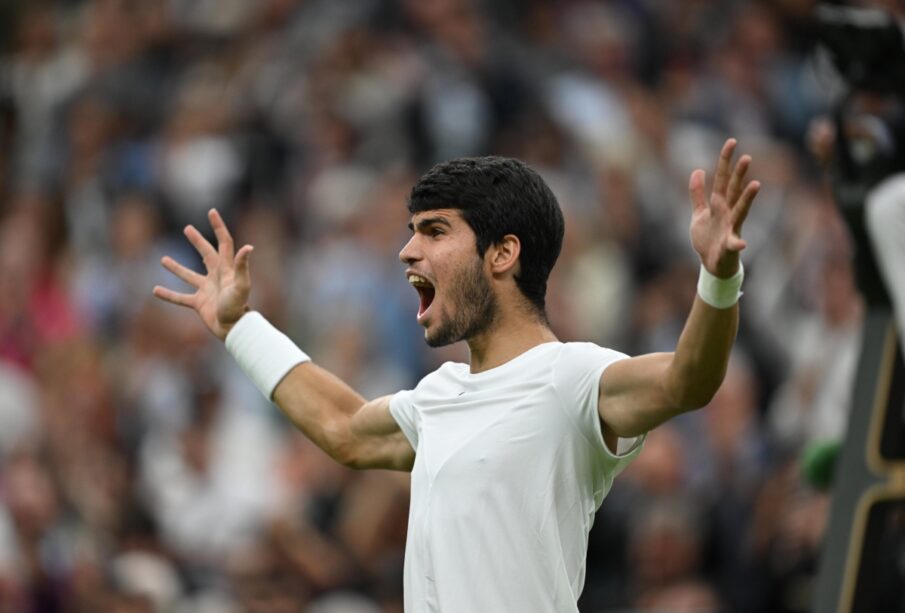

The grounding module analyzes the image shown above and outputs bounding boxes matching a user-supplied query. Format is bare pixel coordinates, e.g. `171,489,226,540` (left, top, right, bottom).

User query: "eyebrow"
408,216,453,233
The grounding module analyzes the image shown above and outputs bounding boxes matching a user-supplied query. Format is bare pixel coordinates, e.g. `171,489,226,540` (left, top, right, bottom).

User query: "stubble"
426,257,498,347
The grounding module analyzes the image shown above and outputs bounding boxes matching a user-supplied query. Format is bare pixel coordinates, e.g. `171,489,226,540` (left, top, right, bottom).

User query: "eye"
429,227,444,238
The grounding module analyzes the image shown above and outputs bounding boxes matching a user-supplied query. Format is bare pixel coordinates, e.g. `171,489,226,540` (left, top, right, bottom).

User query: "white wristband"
225,311,310,400
697,263,744,309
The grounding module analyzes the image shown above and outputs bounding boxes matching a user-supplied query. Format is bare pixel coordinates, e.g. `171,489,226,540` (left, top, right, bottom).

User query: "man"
153,138,758,612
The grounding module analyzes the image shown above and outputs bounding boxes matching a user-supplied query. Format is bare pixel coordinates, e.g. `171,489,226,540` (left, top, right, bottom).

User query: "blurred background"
0,0,880,611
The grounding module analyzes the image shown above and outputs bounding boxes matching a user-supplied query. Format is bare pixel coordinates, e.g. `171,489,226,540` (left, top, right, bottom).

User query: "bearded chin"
425,261,497,347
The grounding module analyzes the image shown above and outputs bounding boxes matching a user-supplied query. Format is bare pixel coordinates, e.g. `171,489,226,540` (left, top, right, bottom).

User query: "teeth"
408,274,432,287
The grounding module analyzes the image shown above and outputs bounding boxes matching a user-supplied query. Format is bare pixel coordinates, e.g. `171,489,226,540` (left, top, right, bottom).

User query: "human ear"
489,234,521,275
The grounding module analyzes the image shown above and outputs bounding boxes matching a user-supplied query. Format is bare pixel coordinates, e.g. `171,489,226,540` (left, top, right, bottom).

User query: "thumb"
726,234,747,252
234,245,254,288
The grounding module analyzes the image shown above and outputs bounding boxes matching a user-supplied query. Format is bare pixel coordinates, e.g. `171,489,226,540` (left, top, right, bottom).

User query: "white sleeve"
552,343,644,474
388,389,419,451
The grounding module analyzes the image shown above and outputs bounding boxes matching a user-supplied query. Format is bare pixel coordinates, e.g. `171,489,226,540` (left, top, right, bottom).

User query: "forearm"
272,362,366,464
225,312,402,468
600,137,757,434
666,296,739,410
272,364,410,470
151,210,408,468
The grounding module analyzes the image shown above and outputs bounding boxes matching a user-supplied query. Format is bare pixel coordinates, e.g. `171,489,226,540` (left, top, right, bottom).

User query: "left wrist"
706,253,740,280
697,262,744,309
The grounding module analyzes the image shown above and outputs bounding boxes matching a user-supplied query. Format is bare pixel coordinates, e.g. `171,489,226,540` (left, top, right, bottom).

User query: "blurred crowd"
0,0,877,611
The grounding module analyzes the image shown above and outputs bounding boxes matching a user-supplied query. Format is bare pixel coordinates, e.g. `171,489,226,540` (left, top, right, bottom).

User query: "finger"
726,154,751,206
209,209,235,262
712,138,737,198
234,245,254,289
731,180,760,234
152,285,196,308
161,256,204,288
688,169,707,212
727,234,747,252
185,225,217,265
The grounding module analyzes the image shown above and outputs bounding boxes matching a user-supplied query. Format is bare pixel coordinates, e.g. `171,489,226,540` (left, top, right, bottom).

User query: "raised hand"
689,138,760,279
152,209,253,341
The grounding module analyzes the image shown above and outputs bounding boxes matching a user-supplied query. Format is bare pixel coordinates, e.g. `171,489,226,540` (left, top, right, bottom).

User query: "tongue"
418,287,435,317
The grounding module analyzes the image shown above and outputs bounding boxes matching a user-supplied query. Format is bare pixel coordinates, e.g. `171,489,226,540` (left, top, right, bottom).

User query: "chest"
411,382,572,490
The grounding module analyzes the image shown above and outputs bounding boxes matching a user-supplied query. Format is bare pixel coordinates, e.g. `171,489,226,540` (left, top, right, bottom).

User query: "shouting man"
153,138,759,612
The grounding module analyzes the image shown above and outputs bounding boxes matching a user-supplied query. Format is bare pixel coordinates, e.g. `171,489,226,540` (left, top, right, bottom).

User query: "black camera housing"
816,3,905,305
816,4,905,95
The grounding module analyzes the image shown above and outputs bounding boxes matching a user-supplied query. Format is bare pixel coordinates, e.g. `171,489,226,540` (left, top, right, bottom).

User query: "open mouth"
408,273,436,320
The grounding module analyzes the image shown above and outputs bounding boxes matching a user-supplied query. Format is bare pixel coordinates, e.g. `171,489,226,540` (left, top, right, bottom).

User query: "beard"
425,257,498,347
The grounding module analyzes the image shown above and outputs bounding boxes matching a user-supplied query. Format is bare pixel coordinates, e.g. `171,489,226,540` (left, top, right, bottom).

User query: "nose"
399,234,420,265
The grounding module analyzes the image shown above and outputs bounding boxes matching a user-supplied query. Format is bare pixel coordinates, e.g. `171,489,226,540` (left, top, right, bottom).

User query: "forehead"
408,208,466,227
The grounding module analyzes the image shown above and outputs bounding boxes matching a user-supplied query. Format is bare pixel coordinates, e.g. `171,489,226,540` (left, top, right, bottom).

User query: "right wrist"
225,311,311,400
218,306,251,340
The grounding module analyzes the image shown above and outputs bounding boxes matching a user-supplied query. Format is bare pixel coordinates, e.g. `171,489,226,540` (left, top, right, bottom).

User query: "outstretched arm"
598,138,760,438
153,209,414,471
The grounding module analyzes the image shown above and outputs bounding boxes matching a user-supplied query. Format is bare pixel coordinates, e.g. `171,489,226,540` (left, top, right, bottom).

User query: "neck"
466,308,558,373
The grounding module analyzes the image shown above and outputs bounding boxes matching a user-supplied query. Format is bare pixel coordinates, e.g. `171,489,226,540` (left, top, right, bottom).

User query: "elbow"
666,373,722,412
338,449,370,470
672,386,718,412
331,444,361,469
331,436,369,470
322,421,364,469
664,353,729,412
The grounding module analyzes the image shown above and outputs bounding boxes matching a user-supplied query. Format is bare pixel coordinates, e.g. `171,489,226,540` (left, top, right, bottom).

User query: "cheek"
430,235,485,294
431,248,464,285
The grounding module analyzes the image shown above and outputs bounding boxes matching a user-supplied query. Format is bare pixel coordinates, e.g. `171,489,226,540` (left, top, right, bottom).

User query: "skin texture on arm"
272,365,415,471
599,138,760,439
152,209,414,472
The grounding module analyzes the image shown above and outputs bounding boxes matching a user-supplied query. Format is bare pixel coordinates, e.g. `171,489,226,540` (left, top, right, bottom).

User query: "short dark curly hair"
408,156,565,317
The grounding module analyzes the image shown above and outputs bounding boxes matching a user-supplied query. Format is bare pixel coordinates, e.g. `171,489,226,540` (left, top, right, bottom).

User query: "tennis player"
153,138,758,612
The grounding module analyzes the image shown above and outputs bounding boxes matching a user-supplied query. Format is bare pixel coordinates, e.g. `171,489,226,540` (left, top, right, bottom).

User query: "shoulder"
390,361,466,422
554,342,629,369
551,342,630,395
411,361,468,395
424,360,468,381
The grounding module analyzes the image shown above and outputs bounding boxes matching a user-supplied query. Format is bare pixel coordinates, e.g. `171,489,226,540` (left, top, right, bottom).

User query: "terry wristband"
697,263,744,309
225,311,310,400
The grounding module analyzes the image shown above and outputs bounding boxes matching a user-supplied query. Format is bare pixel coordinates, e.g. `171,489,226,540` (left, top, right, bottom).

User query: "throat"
467,318,559,373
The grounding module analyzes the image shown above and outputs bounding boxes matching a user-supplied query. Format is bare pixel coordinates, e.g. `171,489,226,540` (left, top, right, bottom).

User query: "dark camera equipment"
816,4,905,95
812,7,905,613
815,3,905,306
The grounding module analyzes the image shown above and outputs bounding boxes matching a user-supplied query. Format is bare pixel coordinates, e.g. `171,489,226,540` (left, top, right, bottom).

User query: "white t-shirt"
389,341,645,613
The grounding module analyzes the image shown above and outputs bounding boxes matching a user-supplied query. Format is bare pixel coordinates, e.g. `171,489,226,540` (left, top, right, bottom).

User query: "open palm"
153,209,253,341
689,138,760,279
